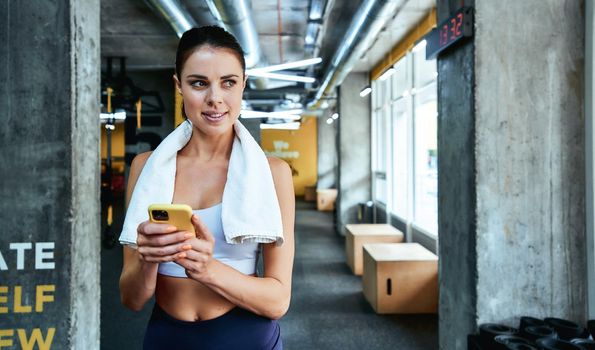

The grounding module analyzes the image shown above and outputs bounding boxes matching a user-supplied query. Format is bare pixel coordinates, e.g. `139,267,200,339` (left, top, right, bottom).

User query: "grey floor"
100,199,437,349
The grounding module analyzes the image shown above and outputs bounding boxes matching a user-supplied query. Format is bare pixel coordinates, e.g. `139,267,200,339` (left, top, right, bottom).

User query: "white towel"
119,119,284,247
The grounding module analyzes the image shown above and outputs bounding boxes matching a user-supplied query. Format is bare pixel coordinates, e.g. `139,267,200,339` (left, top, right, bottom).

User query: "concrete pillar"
0,1,100,349
438,0,586,348
337,73,372,235
437,1,477,348
317,108,338,190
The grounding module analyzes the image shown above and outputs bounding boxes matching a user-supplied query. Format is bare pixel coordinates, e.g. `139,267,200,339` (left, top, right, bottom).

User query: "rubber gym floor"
100,199,438,350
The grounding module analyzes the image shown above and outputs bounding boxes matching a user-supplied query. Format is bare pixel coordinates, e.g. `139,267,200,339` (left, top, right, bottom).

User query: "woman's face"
175,46,246,136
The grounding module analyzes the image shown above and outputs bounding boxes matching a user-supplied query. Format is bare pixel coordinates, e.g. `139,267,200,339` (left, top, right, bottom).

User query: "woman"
119,26,295,350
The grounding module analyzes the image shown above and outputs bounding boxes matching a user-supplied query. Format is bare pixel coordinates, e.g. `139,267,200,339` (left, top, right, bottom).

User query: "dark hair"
175,26,246,79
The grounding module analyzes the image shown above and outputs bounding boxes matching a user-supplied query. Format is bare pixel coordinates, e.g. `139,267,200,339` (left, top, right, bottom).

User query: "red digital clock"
425,7,474,60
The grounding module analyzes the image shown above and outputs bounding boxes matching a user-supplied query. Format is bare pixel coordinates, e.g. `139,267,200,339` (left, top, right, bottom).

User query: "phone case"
148,203,195,233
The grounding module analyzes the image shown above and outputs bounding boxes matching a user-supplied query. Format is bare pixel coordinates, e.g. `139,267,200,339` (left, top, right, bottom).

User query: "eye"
223,79,237,88
190,80,207,88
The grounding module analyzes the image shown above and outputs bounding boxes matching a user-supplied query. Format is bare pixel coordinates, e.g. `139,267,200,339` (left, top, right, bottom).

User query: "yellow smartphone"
148,204,195,234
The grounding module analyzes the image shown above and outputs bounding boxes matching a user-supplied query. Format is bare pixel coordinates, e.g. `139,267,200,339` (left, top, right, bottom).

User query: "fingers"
177,239,213,257
138,221,177,235
175,237,215,280
176,250,211,278
191,215,216,244
138,241,187,261
137,221,193,247
136,220,195,263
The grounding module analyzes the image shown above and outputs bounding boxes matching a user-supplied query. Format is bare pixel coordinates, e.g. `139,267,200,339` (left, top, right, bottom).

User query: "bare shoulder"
131,151,152,169
130,151,152,177
126,151,153,208
266,156,291,180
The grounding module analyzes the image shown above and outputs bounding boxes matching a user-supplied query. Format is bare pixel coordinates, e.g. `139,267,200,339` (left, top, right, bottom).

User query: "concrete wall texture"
0,1,100,349
317,108,338,190
439,0,586,348
437,1,477,349
475,0,585,325
338,73,371,235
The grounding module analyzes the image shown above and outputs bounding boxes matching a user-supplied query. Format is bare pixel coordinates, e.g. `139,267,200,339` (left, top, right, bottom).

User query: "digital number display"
425,7,474,60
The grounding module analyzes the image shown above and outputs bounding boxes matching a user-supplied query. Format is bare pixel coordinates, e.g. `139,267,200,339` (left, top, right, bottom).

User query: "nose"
206,85,223,106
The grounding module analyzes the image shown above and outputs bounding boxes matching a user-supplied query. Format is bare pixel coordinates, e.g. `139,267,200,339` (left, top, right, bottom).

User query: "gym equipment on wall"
100,57,165,248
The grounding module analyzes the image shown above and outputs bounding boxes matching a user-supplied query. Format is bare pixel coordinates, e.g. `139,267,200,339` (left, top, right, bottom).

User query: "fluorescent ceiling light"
241,109,303,120
248,71,315,83
247,57,322,74
378,68,395,81
309,0,323,20
260,122,301,130
359,86,372,97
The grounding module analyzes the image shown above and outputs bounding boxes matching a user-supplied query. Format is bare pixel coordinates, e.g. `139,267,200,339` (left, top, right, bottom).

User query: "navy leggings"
143,303,283,350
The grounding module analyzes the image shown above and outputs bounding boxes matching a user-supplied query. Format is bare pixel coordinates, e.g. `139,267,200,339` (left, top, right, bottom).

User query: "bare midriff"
155,273,255,322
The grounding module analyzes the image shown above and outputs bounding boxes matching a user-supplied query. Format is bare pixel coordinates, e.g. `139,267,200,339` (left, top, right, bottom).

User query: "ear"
173,74,182,95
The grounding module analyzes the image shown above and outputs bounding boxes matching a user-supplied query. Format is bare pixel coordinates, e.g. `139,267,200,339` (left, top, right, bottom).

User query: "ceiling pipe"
205,0,268,89
144,0,198,38
307,0,400,109
205,0,265,69
145,0,269,89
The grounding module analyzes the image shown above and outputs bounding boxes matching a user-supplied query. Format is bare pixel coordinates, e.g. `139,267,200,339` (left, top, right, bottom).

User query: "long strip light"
260,122,301,130
378,67,395,81
247,71,316,83
247,57,322,74
241,109,303,120
359,86,372,97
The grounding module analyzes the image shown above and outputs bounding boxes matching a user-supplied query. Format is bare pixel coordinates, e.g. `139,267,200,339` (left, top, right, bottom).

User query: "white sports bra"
157,203,260,277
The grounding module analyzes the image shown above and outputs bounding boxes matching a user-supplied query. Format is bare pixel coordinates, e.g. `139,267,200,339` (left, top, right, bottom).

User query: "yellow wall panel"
261,117,318,196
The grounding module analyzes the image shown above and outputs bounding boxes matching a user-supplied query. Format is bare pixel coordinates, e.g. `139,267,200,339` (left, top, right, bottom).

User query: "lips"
202,111,228,123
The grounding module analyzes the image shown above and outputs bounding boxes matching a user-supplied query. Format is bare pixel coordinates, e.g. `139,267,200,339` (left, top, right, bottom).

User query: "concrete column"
438,0,586,348
0,1,100,349
337,73,372,235
437,1,477,348
317,108,338,190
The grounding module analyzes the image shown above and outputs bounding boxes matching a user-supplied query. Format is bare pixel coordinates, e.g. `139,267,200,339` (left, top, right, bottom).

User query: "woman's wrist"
192,259,219,285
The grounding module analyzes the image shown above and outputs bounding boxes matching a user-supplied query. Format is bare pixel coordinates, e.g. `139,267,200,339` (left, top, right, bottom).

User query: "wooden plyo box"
316,189,337,211
362,243,438,314
345,224,404,275
304,186,317,202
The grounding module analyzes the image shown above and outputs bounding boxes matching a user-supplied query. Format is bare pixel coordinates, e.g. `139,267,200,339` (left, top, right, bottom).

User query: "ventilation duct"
307,0,400,109
144,0,197,37
205,0,264,69
145,0,269,89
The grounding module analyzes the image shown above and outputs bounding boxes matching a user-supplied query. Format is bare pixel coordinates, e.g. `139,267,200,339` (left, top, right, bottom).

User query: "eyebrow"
186,74,240,80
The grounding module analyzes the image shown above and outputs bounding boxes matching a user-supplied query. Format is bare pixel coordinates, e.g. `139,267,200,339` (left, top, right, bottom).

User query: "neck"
180,124,235,162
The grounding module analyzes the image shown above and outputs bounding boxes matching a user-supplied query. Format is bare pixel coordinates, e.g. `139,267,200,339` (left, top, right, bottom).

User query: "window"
371,44,438,236
412,49,437,235
372,78,390,206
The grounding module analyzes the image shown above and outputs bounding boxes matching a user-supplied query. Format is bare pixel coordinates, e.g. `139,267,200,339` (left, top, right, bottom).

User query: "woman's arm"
119,152,156,311
119,152,192,311
178,157,295,319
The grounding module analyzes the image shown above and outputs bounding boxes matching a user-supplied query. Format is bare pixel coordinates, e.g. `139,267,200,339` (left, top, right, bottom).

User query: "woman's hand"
136,221,194,263
175,214,216,281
